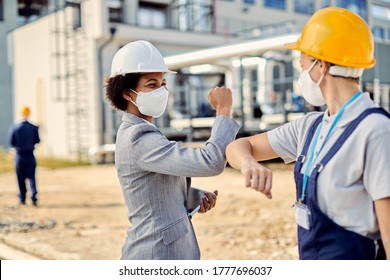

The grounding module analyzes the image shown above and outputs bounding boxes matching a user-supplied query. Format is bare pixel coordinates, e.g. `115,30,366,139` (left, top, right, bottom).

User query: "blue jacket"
9,121,40,154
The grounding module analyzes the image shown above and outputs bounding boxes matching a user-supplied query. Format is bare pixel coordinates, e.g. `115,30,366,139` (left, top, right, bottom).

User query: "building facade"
3,0,390,161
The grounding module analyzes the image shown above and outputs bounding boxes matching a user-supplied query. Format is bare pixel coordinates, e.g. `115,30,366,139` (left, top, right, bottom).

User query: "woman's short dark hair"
105,73,141,111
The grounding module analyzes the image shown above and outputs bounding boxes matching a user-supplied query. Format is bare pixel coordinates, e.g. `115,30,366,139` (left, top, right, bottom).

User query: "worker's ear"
319,60,330,75
122,90,133,102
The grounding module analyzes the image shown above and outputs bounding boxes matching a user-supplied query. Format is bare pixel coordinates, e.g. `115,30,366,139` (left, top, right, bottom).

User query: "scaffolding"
49,0,90,161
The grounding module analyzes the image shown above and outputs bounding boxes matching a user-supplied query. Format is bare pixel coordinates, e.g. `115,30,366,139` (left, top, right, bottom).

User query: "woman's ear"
122,91,133,102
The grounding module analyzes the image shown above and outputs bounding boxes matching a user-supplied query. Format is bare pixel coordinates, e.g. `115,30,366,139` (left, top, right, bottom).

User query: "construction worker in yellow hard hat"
105,40,240,259
8,106,40,206
20,106,31,117
226,7,390,260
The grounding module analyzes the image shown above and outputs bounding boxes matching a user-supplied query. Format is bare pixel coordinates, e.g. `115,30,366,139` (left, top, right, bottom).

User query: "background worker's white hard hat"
110,40,176,77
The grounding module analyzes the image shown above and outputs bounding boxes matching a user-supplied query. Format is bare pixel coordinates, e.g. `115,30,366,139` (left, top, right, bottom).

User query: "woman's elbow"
215,161,227,174
206,159,227,176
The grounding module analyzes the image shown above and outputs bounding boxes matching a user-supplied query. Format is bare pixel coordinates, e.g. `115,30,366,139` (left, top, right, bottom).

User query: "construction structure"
3,0,390,162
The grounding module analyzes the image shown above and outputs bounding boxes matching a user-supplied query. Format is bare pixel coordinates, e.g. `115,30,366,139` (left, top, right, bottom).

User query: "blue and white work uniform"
267,92,390,259
8,120,40,204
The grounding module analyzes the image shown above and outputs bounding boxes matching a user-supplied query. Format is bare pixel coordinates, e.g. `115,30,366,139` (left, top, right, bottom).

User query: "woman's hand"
207,86,232,117
241,158,273,199
198,190,218,213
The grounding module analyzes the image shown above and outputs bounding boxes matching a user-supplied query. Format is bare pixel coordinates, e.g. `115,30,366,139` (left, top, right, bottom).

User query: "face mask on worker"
298,59,325,106
129,86,169,118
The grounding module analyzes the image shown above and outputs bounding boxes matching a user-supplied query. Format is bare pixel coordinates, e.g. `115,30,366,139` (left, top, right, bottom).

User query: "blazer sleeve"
130,115,240,177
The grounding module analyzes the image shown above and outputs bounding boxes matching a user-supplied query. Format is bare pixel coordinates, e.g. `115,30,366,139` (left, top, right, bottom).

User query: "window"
264,0,285,10
320,0,331,8
243,0,255,4
138,2,167,29
273,65,281,92
371,4,390,21
335,0,367,20
294,0,315,14
66,1,82,29
0,0,3,21
169,0,213,32
18,0,49,23
250,69,258,94
107,0,123,23
372,26,384,39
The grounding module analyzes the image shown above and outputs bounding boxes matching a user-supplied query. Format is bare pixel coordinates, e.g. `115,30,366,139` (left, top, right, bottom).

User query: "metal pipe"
239,56,245,133
97,27,116,145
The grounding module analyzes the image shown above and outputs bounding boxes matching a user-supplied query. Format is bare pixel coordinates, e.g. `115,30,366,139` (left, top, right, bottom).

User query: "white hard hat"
110,40,176,77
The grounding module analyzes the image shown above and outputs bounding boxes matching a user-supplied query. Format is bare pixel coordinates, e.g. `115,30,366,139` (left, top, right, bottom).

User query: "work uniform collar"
322,92,374,128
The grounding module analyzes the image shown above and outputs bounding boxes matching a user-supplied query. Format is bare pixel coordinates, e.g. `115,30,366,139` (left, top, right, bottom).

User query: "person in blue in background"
8,106,40,206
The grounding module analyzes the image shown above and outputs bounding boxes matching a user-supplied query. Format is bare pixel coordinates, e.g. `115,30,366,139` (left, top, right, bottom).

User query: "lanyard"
300,91,362,202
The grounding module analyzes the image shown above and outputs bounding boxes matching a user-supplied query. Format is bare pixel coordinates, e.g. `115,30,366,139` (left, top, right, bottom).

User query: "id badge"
295,202,311,230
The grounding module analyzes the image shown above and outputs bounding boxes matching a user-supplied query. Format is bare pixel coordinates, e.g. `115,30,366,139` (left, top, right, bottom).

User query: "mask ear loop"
126,89,139,107
317,73,324,86
308,59,325,86
129,88,138,95
307,59,318,72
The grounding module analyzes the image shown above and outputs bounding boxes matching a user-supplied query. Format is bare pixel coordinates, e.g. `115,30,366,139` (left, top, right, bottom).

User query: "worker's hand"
8,148,15,158
241,158,273,199
207,86,232,117
198,190,218,213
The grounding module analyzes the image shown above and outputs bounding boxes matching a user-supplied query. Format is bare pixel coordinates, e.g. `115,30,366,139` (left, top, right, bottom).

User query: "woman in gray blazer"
105,40,240,260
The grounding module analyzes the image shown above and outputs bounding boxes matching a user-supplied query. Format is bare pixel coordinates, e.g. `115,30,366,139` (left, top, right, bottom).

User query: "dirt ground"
0,163,298,260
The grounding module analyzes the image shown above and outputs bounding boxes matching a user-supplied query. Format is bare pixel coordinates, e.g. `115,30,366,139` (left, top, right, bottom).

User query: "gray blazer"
115,112,240,260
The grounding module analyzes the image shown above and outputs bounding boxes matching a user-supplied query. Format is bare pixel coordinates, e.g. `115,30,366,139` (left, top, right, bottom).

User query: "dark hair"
105,73,141,111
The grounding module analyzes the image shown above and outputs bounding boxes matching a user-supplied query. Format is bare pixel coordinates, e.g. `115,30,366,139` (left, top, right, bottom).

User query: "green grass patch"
0,149,90,173
0,149,14,173
37,157,90,169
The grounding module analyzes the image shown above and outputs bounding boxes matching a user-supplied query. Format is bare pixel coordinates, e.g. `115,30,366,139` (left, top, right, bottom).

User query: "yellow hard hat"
284,7,375,68
20,106,31,116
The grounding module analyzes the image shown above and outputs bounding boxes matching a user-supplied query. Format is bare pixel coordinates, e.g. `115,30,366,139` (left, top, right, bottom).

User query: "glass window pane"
107,0,123,23
335,0,367,21
371,4,390,21
321,0,331,8
138,7,166,28
264,0,285,10
153,10,166,28
243,0,255,4
106,0,122,9
294,0,315,14
372,26,384,39
0,0,3,21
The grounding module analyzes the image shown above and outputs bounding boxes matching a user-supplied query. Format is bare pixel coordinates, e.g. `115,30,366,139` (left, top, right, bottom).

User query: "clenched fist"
207,86,233,117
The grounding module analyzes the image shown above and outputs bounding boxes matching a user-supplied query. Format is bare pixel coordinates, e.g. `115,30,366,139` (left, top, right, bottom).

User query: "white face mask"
298,59,325,107
130,86,169,118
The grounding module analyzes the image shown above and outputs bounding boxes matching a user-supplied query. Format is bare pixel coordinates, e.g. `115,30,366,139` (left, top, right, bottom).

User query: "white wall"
13,17,69,158
11,7,105,159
